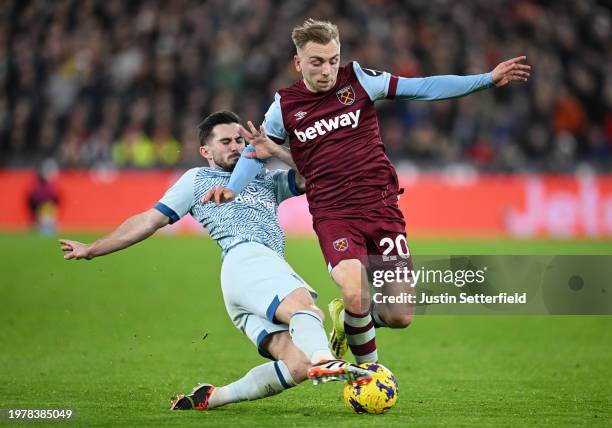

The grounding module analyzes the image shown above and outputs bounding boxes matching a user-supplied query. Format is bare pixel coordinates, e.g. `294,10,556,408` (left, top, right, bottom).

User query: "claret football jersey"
264,62,401,219
262,61,493,220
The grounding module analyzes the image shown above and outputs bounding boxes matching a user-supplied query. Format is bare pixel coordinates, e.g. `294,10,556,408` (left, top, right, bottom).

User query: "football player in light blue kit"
59,111,371,411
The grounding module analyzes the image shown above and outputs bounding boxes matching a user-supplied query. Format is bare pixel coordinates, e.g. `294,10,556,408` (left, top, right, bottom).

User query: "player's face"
199,123,245,171
294,40,340,93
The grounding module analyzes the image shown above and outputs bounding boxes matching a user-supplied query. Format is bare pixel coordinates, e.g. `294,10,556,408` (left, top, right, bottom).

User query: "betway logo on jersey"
294,110,361,142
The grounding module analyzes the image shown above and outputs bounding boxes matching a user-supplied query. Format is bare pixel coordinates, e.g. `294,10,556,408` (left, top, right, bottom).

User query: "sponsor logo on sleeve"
362,68,383,77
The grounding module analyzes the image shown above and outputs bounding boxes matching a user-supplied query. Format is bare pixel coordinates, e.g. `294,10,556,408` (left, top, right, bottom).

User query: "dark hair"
197,110,241,146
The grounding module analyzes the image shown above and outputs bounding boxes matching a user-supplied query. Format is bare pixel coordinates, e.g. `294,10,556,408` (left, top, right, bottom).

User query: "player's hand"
239,121,279,160
59,239,93,260
491,56,531,87
202,187,236,206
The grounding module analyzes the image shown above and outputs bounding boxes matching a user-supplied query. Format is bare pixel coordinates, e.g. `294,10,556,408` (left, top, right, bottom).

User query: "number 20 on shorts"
379,234,410,261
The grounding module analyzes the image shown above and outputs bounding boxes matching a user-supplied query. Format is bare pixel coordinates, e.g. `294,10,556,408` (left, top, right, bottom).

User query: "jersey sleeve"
353,61,393,101
271,169,303,204
154,168,198,224
226,145,266,194
262,93,288,143
353,61,495,101
393,73,495,100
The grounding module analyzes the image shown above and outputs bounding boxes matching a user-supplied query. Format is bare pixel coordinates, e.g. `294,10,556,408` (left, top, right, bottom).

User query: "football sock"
370,303,389,328
344,309,378,364
289,310,335,363
208,361,296,408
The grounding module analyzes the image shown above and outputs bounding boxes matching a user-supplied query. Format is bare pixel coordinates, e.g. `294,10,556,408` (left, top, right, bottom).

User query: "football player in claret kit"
205,19,530,365
59,111,372,412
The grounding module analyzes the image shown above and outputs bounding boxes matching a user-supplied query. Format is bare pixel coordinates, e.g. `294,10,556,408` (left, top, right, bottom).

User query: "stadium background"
1,0,611,426
1,0,611,237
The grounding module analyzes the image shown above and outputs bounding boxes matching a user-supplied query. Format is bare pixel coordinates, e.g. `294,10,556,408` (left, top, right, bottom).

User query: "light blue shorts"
221,242,317,359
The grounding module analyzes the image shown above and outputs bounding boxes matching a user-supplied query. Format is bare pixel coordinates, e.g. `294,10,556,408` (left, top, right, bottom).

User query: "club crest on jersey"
333,237,349,252
336,85,355,106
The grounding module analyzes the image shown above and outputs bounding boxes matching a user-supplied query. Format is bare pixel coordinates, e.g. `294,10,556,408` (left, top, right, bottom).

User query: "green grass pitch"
1,233,611,426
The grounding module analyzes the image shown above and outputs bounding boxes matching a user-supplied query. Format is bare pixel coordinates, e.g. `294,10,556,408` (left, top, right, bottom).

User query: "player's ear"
199,145,211,160
293,55,302,73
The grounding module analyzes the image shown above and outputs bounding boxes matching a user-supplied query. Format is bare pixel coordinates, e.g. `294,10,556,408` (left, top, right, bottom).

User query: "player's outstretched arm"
59,208,169,260
361,56,530,101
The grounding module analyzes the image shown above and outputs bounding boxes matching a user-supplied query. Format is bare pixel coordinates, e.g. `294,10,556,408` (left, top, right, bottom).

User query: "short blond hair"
291,19,340,51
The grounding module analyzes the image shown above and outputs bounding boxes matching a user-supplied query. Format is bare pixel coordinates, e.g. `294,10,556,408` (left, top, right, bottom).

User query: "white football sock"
289,310,335,363
208,360,296,409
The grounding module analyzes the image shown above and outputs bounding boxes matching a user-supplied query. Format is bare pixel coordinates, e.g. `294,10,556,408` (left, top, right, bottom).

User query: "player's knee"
384,313,413,329
332,259,364,286
276,288,318,323
308,305,325,321
287,304,324,322
286,303,324,324
332,261,369,313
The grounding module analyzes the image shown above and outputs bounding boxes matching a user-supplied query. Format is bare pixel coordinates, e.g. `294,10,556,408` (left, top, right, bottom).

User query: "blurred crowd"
1,0,611,172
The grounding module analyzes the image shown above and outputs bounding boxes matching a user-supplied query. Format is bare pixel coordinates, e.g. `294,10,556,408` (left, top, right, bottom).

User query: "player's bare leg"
274,287,325,322
274,287,372,385
266,332,312,381
372,278,414,328
331,260,371,314
331,259,379,364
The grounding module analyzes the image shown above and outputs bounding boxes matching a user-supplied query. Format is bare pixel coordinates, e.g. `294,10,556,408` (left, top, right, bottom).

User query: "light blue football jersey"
154,167,302,258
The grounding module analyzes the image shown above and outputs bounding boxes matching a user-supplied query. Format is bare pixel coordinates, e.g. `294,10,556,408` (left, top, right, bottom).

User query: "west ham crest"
336,85,355,106
333,237,349,252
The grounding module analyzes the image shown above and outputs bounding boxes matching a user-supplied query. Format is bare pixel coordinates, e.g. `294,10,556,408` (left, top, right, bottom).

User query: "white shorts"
221,242,317,359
